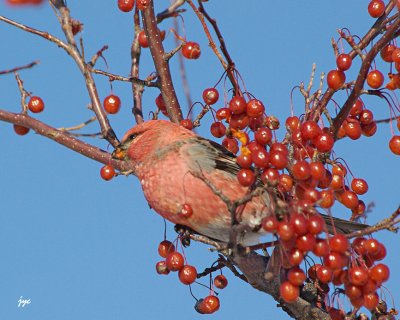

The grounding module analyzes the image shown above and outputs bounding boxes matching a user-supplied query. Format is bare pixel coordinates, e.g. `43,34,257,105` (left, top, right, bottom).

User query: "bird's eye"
129,133,136,140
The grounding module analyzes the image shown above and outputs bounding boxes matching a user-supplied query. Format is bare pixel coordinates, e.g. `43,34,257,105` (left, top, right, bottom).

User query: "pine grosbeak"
113,120,366,244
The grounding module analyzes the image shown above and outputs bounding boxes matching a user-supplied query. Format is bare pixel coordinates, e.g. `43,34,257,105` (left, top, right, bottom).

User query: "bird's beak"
112,144,128,160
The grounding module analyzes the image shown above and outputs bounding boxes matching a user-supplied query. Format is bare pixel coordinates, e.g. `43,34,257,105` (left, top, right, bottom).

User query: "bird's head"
112,120,194,163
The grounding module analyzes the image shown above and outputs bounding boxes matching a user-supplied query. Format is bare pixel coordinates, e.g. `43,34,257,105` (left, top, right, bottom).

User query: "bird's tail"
321,214,368,234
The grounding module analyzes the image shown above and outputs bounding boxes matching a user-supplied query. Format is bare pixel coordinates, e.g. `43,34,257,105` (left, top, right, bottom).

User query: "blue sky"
0,1,399,319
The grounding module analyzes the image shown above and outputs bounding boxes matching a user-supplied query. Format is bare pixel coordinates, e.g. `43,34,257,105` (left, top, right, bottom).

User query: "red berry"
345,284,363,300
13,124,30,135
28,96,45,113
214,274,228,289
251,149,269,168
262,215,279,233
368,0,385,18
350,99,364,116
332,163,347,176
296,233,316,252
312,238,330,257
285,116,300,132
278,173,293,193
246,99,265,118
222,137,239,154
229,113,249,130
138,30,149,48
100,165,115,181
316,265,333,283
202,88,219,105
178,265,197,285
336,53,352,71
103,94,121,114
352,200,366,219
360,109,374,125
278,222,295,241
344,119,362,140
361,121,377,137
269,151,288,169
370,243,387,261
229,96,247,115
287,248,304,266
381,44,396,62
182,41,201,59
255,127,272,145
315,132,334,152
156,261,170,275
210,122,226,138
237,169,255,186
158,240,175,258
392,47,400,63
327,69,346,90
215,107,231,121
138,29,166,48
340,190,359,209
292,160,311,181
309,161,326,181
261,168,280,186
389,135,400,155
330,174,344,190
308,215,326,235
287,266,306,286
118,0,135,12
348,266,369,286
271,142,288,155
280,281,299,303
367,69,384,88
363,292,379,310
290,213,308,236
155,94,168,116
319,189,335,208
179,203,193,219
323,252,348,270
201,296,220,314
301,121,321,140
165,251,184,271
364,238,381,255
370,263,390,284
236,153,252,169
351,178,368,195
180,119,193,130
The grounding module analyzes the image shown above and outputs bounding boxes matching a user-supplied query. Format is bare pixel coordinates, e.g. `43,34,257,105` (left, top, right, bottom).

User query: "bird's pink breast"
136,152,271,242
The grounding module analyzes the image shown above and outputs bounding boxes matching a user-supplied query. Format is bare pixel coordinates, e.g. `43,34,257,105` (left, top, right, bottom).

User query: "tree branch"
141,0,183,123
0,109,131,172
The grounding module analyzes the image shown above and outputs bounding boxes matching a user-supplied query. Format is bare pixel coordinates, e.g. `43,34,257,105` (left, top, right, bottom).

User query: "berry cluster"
155,239,225,314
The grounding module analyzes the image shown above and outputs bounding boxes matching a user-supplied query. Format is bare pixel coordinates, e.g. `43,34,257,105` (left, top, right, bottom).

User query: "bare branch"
0,60,39,75
142,0,183,123
0,109,131,172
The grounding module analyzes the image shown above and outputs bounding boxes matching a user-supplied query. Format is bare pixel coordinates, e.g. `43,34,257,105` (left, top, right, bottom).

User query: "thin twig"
90,68,158,87
346,206,400,238
0,61,39,75
58,116,97,132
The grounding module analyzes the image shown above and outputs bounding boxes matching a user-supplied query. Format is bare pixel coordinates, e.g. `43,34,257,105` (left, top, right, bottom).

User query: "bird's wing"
184,136,241,177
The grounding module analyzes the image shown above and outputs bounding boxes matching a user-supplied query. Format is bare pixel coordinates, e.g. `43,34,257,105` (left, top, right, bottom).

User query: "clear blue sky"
0,1,399,319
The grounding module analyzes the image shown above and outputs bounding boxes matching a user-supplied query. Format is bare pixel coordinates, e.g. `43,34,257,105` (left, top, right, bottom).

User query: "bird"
112,120,367,245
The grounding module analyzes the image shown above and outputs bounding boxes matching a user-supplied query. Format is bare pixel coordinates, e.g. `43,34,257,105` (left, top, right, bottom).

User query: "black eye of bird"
129,133,136,140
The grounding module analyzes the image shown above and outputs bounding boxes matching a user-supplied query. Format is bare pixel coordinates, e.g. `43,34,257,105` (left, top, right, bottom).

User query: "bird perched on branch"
112,120,366,245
